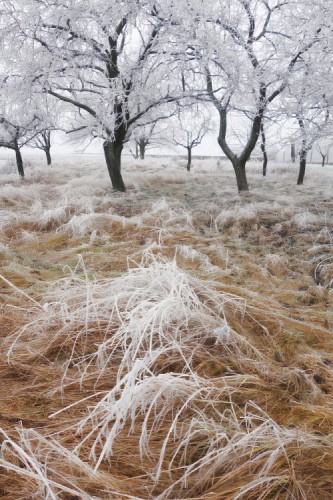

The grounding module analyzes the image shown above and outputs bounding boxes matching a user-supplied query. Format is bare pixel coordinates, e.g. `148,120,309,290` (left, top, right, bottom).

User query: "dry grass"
0,155,333,499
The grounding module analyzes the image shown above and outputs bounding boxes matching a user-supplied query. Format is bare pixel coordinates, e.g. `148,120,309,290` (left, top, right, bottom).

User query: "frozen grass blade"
0,273,43,309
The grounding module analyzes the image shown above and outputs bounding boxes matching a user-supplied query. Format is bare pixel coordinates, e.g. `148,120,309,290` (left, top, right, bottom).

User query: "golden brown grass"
0,156,332,499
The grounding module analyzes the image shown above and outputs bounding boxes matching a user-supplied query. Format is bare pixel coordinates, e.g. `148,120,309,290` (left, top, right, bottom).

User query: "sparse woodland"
0,1,333,499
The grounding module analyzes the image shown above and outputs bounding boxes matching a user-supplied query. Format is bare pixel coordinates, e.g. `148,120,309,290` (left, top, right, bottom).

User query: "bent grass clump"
5,253,244,378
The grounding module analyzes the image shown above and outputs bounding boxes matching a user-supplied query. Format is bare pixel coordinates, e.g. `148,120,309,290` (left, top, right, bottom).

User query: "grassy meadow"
0,153,332,499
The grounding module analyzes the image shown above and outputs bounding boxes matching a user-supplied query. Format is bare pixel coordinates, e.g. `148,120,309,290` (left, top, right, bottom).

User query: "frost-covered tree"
315,139,333,167
0,118,24,177
178,0,330,191
128,103,176,160
0,114,42,178
3,0,181,191
169,107,211,171
0,69,61,175
129,123,162,160
280,48,332,184
26,95,64,166
0,76,43,177
29,130,53,165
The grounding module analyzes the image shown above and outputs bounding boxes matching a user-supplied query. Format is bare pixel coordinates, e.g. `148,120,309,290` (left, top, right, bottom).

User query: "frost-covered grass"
0,154,333,498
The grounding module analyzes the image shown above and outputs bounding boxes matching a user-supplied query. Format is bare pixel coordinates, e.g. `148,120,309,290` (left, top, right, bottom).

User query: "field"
0,154,332,499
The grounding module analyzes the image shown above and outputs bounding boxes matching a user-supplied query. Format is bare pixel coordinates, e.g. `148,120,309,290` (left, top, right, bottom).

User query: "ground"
0,153,332,499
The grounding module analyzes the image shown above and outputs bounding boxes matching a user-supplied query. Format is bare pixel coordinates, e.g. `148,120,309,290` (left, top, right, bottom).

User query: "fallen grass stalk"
0,273,43,309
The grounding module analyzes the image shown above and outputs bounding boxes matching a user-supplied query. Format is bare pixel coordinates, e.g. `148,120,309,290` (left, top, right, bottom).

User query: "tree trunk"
103,140,126,192
297,118,307,186
45,147,52,165
297,156,306,185
216,107,251,192
321,154,327,167
291,143,296,163
260,123,268,176
139,139,145,160
186,147,192,171
14,143,24,178
232,158,249,191
262,151,268,176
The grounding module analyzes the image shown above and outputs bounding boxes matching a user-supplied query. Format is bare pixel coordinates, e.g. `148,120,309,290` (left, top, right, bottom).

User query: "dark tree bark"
260,123,268,176
291,143,296,163
29,130,53,165
103,139,126,192
297,118,307,185
232,158,249,191
181,72,186,92
14,141,24,178
45,146,52,165
186,146,192,171
139,138,146,160
172,123,207,173
216,107,251,192
297,156,306,185
43,131,52,165
320,154,327,167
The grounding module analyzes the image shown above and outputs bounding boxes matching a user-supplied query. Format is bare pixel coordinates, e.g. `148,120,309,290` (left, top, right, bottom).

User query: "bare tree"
29,130,52,165
0,116,40,178
0,119,25,177
315,139,332,166
130,123,158,160
169,108,210,171
281,50,332,185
